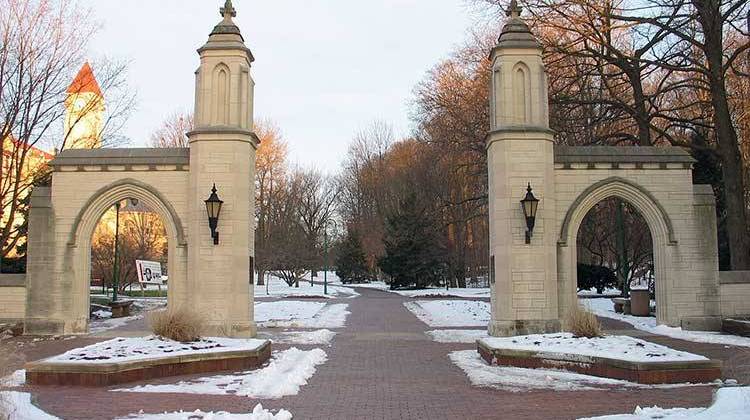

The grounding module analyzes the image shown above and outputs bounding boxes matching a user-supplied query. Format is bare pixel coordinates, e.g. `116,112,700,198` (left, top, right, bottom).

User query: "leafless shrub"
566,303,603,339
147,308,204,342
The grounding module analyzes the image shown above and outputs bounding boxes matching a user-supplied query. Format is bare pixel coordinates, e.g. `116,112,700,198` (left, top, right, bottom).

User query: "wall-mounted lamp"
204,184,224,245
520,183,539,244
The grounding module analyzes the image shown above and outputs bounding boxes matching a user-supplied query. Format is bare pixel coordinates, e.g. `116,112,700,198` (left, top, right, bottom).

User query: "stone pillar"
186,2,258,338
24,187,64,335
487,5,561,336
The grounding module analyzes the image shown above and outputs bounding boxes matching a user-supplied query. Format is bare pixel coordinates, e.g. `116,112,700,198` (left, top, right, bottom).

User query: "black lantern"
205,184,223,245
520,183,540,244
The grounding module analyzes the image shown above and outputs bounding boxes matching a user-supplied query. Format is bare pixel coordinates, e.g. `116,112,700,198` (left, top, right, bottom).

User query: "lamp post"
520,183,540,244
204,184,223,245
111,198,138,302
323,220,337,296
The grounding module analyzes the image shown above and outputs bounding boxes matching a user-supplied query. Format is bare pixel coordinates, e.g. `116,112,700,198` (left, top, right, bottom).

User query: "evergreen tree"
379,193,447,289
335,229,370,284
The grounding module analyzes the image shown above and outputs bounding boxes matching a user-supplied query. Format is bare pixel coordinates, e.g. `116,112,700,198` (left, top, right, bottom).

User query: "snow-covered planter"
25,336,271,386
722,317,750,337
477,333,722,384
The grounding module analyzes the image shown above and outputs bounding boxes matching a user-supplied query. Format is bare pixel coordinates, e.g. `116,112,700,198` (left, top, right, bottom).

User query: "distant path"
4,287,746,419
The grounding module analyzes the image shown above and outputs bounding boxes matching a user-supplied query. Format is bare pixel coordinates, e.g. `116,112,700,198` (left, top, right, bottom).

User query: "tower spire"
506,0,522,18
220,0,236,19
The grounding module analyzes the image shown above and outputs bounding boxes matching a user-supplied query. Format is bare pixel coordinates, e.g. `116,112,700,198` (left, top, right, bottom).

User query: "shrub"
147,308,204,342
565,303,603,338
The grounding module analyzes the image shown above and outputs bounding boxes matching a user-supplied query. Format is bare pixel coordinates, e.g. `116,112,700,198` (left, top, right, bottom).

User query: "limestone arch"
66,179,188,332
557,177,676,326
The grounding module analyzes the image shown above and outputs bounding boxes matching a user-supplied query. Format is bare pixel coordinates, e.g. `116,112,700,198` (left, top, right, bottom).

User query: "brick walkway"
2,287,747,419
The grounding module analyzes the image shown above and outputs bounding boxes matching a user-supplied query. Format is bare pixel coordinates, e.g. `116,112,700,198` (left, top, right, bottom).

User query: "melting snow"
480,333,708,363
261,330,336,346
404,300,490,327
115,348,327,399
427,330,489,344
257,303,350,329
0,391,60,419
0,370,25,387
117,404,293,420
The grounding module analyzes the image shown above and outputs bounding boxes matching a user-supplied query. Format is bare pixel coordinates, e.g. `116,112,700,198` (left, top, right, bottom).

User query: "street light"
520,183,540,244
323,220,337,296
204,184,223,245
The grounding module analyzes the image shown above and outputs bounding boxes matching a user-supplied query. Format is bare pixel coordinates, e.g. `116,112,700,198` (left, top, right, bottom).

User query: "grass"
147,308,204,342
565,303,603,338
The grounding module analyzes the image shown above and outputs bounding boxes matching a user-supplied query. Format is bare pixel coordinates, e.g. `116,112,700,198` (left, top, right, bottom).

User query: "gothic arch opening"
558,178,675,326
512,62,530,124
213,63,230,125
66,180,187,333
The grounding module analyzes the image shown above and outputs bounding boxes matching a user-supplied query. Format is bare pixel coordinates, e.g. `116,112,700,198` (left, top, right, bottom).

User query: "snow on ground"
257,302,350,329
585,298,750,348
427,330,489,344
116,404,293,420
578,288,622,297
579,386,750,420
260,330,336,346
450,350,634,392
392,288,490,299
404,300,490,327
254,276,358,299
116,348,327,399
0,391,60,419
345,281,391,291
480,333,707,363
89,314,144,334
47,336,268,364
0,370,25,387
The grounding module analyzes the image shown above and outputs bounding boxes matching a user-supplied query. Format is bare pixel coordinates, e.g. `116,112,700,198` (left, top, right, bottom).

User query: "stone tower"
487,2,560,336
186,0,258,337
64,62,104,149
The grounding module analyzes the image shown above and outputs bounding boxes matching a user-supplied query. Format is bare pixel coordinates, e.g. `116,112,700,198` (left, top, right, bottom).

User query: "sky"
80,0,483,173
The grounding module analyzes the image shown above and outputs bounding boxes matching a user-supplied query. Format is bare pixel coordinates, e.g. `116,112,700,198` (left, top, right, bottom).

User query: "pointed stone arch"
557,177,677,326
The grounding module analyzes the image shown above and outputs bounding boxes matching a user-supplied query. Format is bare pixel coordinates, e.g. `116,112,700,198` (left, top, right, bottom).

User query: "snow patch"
0,370,25,387
393,288,490,298
254,276,358,299
0,391,60,419
115,348,327,399
427,330,489,343
585,298,750,348
257,303,350,329
480,333,707,363
89,315,143,334
579,386,750,419
117,404,293,420
262,330,336,346
46,336,267,365
404,300,490,327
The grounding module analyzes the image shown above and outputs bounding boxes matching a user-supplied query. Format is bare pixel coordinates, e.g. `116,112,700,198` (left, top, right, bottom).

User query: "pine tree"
335,229,370,284
379,193,447,289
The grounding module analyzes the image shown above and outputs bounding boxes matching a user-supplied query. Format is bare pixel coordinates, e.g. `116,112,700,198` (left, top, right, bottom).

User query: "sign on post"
135,260,165,296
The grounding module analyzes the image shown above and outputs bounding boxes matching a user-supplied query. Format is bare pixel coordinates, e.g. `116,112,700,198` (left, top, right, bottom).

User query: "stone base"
203,320,258,338
24,319,66,336
26,340,271,387
681,316,722,332
478,340,722,385
108,300,134,318
488,319,561,337
722,318,750,337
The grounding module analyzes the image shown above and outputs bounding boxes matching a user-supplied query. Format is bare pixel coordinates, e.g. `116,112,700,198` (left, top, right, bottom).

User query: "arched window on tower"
512,63,530,124
213,64,230,125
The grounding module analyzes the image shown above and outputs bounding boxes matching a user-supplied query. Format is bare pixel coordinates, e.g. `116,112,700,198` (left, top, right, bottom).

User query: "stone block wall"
719,271,750,317
0,274,26,322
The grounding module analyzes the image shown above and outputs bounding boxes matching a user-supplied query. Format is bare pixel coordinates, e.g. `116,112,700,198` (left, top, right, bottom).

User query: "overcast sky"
80,0,482,172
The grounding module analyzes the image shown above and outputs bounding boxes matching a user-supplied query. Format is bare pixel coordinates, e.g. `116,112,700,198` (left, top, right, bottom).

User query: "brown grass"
566,303,603,338
147,308,204,342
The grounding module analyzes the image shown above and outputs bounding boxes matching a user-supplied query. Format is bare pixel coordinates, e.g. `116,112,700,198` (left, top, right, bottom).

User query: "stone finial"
220,0,237,19
506,0,522,18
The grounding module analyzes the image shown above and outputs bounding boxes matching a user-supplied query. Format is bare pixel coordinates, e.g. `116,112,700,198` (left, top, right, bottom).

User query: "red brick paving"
2,288,746,419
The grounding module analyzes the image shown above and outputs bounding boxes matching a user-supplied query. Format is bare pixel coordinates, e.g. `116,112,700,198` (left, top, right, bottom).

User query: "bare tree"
149,112,193,148
0,0,134,259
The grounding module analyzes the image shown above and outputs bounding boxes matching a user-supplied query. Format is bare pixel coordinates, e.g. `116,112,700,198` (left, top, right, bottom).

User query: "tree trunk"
696,0,750,269
256,269,265,286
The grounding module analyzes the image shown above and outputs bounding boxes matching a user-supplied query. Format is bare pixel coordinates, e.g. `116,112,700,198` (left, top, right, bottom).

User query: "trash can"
630,289,650,317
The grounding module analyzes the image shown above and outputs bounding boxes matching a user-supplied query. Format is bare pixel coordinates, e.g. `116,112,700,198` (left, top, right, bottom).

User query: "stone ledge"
554,145,695,165
50,148,189,168
25,340,271,386
477,340,722,385
0,274,25,287
719,271,750,284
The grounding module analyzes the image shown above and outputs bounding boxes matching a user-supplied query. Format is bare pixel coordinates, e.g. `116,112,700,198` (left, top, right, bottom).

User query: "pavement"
1,286,748,420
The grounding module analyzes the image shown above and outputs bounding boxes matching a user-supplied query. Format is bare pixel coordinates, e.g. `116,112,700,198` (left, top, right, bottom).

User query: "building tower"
487,1,561,336
186,0,259,337
64,62,104,149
